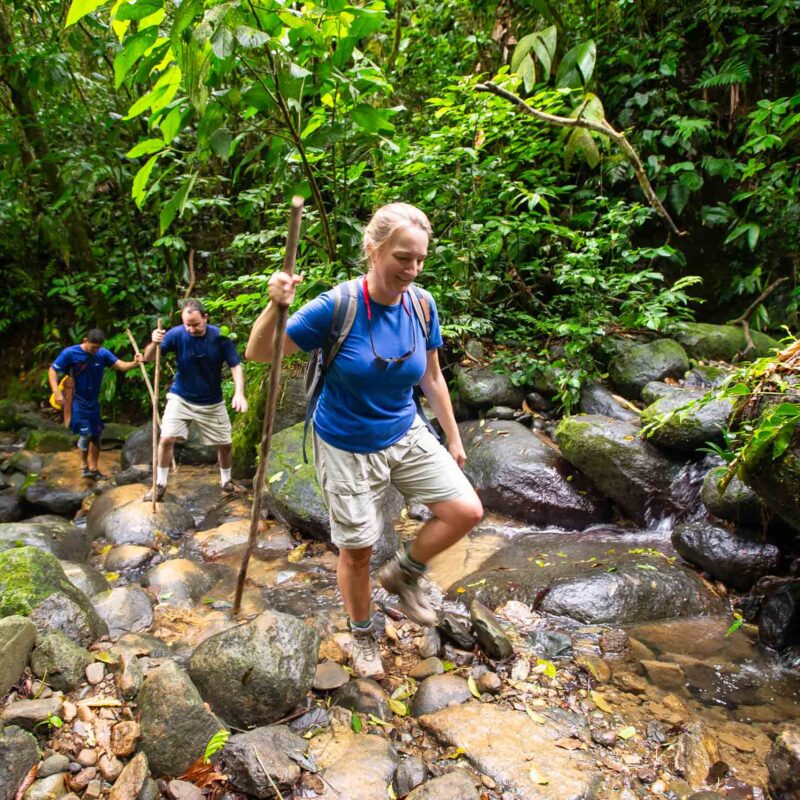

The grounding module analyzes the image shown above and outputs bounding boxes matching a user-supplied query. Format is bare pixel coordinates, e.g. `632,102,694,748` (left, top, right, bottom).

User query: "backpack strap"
407,286,442,442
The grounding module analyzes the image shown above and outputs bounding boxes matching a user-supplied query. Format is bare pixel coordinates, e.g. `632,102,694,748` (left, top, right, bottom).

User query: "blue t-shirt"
52,345,118,410
160,324,241,405
287,282,443,453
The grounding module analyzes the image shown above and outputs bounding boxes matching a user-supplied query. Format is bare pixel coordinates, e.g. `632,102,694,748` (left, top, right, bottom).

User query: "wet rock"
332,677,391,721
112,464,150,486
143,559,212,607
0,400,29,430
641,392,733,452
222,725,308,798
407,771,479,799
455,366,524,411
0,488,22,522
470,599,513,660
556,415,680,524
7,450,43,475
486,405,518,420
21,481,86,517
527,629,573,659
411,674,471,717
410,657,445,680
21,774,67,800
609,339,689,400
394,756,428,796
669,321,779,361
86,484,195,546
313,662,350,691
641,381,692,403
137,660,225,777
576,655,611,683
0,615,36,696
443,643,475,666
104,545,156,572
108,751,148,800
25,428,74,452
0,696,63,731
121,422,217,469
700,470,763,527
673,722,720,790
30,630,93,691
671,520,780,589
684,365,731,389
0,518,89,561
101,422,136,446
460,420,608,528
766,729,800,800
599,628,629,655
641,660,686,692
188,608,318,728
579,383,639,422
0,725,38,800
759,581,800,652
0,546,107,646
92,587,154,640
419,627,442,658
38,754,70,777
419,701,600,799
439,613,475,649
265,422,401,567
288,706,330,736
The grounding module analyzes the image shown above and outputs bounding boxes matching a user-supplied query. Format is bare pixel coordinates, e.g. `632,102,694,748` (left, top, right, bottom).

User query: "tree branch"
727,276,789,325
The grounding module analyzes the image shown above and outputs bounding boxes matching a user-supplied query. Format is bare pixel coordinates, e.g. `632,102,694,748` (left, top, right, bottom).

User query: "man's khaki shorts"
160,393,232,445
313,416,474,550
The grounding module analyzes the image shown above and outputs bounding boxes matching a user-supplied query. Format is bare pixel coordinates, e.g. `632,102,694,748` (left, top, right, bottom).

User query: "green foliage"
203,728,230,763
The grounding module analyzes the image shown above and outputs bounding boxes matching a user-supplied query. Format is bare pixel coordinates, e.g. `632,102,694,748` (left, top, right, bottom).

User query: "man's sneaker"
81,467,93,479
377,554,438,627
90,470,109,481
350,626,385,680
221,480,246,495
143,484,166,502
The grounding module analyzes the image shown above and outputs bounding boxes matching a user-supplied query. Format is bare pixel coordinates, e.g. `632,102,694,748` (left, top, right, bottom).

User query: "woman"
246,203,483,680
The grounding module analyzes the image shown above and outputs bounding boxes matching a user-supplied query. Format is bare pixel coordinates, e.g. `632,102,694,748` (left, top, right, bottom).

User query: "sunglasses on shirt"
362,278,417,371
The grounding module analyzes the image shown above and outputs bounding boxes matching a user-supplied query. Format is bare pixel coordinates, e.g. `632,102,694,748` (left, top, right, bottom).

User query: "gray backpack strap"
408,285,431,342
325,279,359,366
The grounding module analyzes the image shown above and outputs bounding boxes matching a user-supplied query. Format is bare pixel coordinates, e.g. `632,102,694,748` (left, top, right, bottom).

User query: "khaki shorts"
160,393,232,445
313,416,474,550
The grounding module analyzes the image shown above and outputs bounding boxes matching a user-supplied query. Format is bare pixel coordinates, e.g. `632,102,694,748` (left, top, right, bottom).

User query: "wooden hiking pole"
125,328,176,473
151,319,162,513
233,196,304,615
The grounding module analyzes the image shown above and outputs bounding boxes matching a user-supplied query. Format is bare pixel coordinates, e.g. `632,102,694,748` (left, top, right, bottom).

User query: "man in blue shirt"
143,299,248,499
48,329,143,480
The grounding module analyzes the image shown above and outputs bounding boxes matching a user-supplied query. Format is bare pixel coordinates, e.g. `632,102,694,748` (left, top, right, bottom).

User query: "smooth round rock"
411,674,471,717
313,662,350,691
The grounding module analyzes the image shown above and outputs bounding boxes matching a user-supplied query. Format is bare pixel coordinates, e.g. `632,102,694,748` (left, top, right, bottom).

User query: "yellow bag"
49,375,75,427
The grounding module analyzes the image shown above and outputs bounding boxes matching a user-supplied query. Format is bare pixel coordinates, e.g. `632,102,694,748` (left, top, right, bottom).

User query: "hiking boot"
90,470,109,481
377,554,438,627
81,467,93,479
221,480,246,495
143,484,166,502
350,626,385,680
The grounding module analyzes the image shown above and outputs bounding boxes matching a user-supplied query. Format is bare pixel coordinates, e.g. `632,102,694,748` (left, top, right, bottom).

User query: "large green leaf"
159,172,197,233
159,106,185,142
132,154,159,208
564,128,600,169
126,138,164,158
211,25,235,59
114,0,163,21
351,104,395,134
235,25,269,49
66,0,109,27
556,40,596,89
518,54,536,94
114,26,158,87
170,0,203,53
531,25,556,78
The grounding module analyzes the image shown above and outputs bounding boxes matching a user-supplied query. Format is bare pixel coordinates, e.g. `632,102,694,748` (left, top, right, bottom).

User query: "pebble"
313,662,350,691
76,704,95,722
418,628,441,659
98,753,124,782
77,748,98,767
24,775,66,800
481,774,497,789
62,701,77,722
70,767,97,790
477,671,502,694
591,728,618,747
167,779,204,800
38,754,71,778
443,643,475,666
85,662,105,685
84,780,102,799
409,657,445,680
111,720,141,757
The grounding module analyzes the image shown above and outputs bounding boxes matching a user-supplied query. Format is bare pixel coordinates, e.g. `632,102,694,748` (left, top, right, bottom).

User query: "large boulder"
459,420,608,529
759,581,800,652
143,559,213,607
121,422,217,469
0,546,107,646
767,729,800,800
0,725,39,800
700,469,763,527
0,615,36,696
670,322,779,361
265,422,401,567
579,383,639,422
454,367,524,411
6,450,43,475
137,660,226,777
86,484,195,546
609,339,689,400
0,517,89,561
640,391,733,452
0,400,30,430
671,520,780,589
21,481,87,517
555,415,680,524
188,609,319,729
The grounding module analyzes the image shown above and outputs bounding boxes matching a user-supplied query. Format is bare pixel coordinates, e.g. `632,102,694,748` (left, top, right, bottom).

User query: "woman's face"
368,224,429,295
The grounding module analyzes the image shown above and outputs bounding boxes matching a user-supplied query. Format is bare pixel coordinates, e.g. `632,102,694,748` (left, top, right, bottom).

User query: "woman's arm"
418,349,467,467
245,272,303,362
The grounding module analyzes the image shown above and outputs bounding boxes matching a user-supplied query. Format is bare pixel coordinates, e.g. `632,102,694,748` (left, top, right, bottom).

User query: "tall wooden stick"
151,318,162,514
233,196,304,615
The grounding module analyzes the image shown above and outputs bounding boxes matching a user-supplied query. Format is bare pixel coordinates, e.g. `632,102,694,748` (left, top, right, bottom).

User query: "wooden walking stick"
125,328,176,472
151,318,162,513
233,196,304,615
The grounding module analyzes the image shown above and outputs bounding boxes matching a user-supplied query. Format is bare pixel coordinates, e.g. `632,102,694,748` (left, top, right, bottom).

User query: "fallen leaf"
268,471,284,484
618,726,637,740
524,706,547,724
445,747,465,759
534,658,557,679
529,766,549,785
388,699,408,717
590,690,613,713
287,543,308,563
468,676,481,699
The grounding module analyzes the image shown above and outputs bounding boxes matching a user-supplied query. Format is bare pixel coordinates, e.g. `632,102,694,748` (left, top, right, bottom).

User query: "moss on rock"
608,339,689,400
25,429,74,453
670,322,779,361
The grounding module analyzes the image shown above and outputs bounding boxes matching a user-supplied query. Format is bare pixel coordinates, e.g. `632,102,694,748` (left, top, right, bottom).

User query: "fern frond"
695,58,751,89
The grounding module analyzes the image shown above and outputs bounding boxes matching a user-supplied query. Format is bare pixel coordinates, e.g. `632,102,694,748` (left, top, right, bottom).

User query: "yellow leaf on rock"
445,747,465,759
287,543,308,563
268,471,284,484
468,676,481,699
529,766,549,785
103,572,120,582
590,690,613,713
618,726,637,740
388,699,408,716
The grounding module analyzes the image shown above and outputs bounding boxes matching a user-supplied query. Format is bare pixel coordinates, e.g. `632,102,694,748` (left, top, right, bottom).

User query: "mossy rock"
25,428,74,453
0,400,23,431
700,469,763,527
608,339,690,400
640,392,733,452
455,366,524,410
670,322,779,362
15,412,62,432
101,422,137,445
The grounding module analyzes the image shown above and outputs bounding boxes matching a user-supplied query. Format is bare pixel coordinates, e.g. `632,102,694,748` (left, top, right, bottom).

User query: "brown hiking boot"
377,554,438,627
221,480,246,495
143,484,166,502
350,626,385,680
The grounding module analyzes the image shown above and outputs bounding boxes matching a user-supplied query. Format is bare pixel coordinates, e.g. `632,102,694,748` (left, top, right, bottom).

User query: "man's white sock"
156,467,169,486
220,467,232,486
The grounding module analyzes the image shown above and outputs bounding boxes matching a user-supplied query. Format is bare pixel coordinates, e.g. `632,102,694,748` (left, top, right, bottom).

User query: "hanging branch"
474,81,686,237
183,248,196,300
726,276,789,358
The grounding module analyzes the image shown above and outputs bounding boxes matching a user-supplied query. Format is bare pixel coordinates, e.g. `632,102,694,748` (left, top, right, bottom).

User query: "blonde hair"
363,203,432,262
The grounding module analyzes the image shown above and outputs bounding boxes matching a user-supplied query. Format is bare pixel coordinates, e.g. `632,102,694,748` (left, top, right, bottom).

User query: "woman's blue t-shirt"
286,282,443,453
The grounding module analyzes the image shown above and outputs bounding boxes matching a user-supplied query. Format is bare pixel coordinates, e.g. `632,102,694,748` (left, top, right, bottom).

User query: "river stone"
0,518,89,561
470,600,513,660
104,545,156,572
0,616,36,696
8,450,43,475
527,629,573,659
100,422,136,446
332,677,391,721
143,559,212,607
411,674,471,717
25,428,74,453
0,696,63,731
137,660,225,777
222,725,307,798
86,484,195,546
37,754,70,778
759,581,800,652
700,469,762,526
109,752,148,800
669,322,779,361
395,756,428,796
409,657,445,680
439,613,476,649
420,702,600,799
455,366,524,410
609,339,689,400
0,488,22,522
460,420,608,528
120,422,217,469
0,399,26,430
92,587,154,638
21,481,86,517
314,662,350,691
0,726,38,800
62,562,109,597
0,546,107,646
21,774,67,800
407,771,479,800
672,520,780,589
188,608,318,728
767,729,800,800
641,381,691,403
265,421,401,567
640,392,733,452
579,383,639,422
556,415,680,524
30,630,93,691
117,650,144,700
673,722,720,789
684,365,731,389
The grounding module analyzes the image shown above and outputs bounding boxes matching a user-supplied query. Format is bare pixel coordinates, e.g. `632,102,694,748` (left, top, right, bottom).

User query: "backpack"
302,278,441,462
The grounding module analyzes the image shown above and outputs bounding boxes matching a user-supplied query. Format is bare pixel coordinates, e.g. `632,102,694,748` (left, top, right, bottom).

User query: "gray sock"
399,548,426,576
